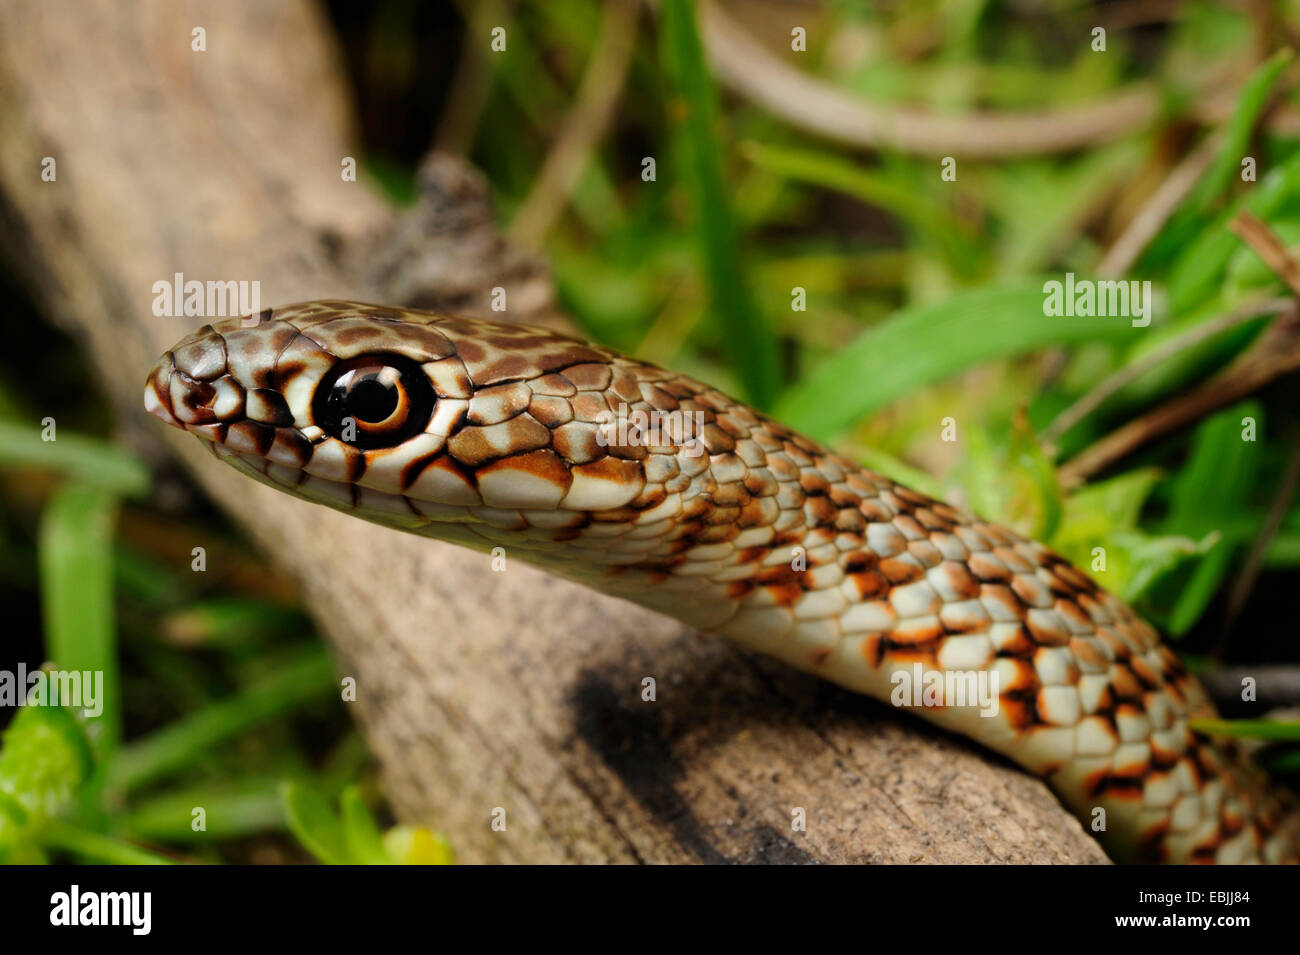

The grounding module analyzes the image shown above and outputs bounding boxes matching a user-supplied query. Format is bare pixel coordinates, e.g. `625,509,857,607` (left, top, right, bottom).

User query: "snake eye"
312,354,435,450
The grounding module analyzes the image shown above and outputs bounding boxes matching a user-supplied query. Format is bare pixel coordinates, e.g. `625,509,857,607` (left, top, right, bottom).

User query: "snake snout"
143,352,182,428
144,324,236,431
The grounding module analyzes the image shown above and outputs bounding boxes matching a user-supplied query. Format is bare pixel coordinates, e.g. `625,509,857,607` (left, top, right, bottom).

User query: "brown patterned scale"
145,301,1300,864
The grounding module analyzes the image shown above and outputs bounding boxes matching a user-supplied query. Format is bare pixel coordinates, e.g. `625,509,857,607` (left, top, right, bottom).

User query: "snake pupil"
341,375,399,423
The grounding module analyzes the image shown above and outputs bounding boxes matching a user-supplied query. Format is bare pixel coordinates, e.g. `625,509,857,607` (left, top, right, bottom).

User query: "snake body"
145,300,1300,863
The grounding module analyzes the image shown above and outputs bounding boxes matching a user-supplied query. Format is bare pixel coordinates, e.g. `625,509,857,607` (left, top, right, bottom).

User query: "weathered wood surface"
0,0,1107,863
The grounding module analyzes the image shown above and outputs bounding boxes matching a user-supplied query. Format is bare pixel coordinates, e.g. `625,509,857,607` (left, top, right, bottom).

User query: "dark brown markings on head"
456,340,487,364
226,420,275,457
247,389,295,427
174,375,217,423
476,353,535,384
328,441,366,484
274,359,310,391
362,306,407,322
334,325,384,347
270,429,313,468
238,325,301,388
500,449,572,489
401,449,460,492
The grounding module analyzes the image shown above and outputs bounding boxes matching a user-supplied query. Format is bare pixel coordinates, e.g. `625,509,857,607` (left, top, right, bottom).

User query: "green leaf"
659,0,779,408
280,782,351,865
1162,402,1262,634
0,705,94,850
775,280,1135,440
1167,150,1300,313
38,483,122,755
0,419,149,497
1050,468,1207,602
340,786,391,865
956,421,1062,542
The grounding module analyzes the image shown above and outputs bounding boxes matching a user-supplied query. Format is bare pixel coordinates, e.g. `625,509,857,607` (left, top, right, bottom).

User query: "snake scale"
144,300,1300,864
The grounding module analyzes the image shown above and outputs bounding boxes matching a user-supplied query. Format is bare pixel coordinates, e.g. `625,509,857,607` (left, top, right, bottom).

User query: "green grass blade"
1168,150,1300,313
280,781,350,865
660,0,779,408
1146,48,1292,268
120,781,287,843
1187,50,1291,215
38,483,122,755
1189,718,1300,741
1164,402,1262,634
0,419,149,497
740,141,977,270
109,646,335,794
40,819,175,864
774,280,1135,439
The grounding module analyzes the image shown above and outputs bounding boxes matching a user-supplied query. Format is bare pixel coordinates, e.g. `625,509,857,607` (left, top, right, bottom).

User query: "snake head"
143,300,724,539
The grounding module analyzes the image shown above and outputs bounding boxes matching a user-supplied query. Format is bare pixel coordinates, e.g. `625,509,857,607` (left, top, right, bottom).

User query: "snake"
144,299,1300,864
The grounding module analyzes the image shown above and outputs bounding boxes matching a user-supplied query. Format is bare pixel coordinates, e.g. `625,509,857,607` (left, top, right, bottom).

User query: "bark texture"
0,0,1108,863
